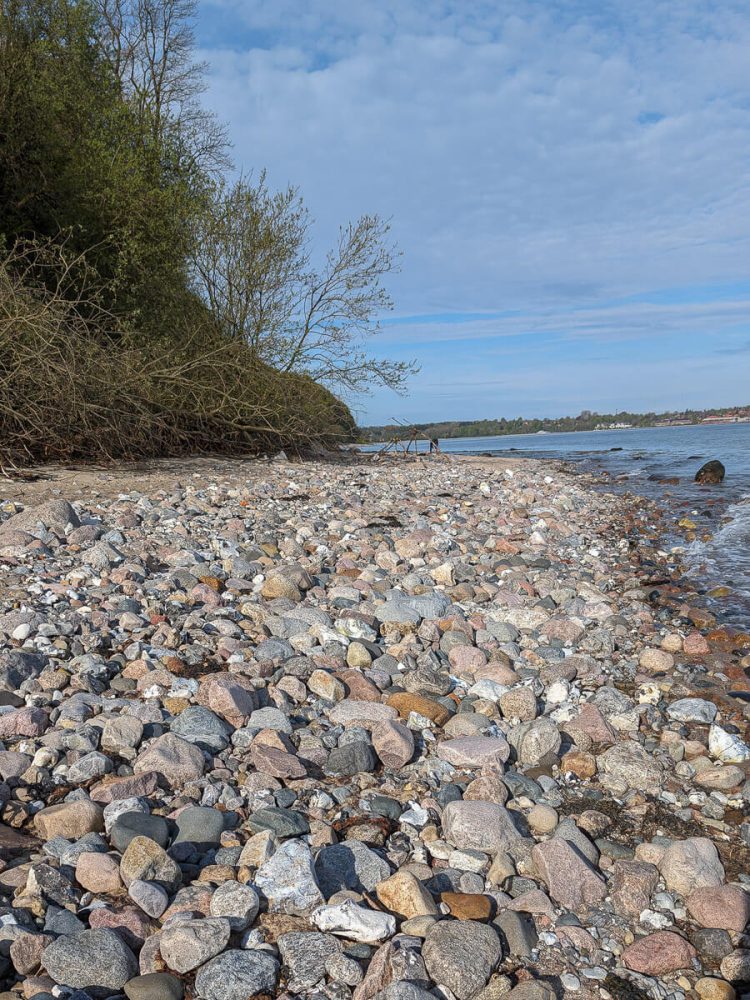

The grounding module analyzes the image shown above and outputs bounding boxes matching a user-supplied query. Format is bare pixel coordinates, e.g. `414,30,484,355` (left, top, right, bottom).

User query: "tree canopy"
0,0,407,464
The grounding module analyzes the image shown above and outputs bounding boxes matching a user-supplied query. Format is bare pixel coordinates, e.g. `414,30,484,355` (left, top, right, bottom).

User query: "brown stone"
386,692,450,726
90,771,160,803
259,913,313,942
9,933,53,975
337,671,383,702
436,735,510,768
75,852,123,894
250,744,307,779
133,733,205,786
88,906,153,951
197,672,256,726
440,891,493,921
34,801,103,840
561,749,597,778
564,703,617,747
376,870,438,918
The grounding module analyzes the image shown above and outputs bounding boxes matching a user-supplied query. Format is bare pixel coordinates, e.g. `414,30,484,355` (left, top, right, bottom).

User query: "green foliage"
0,0,368,466
359,407,748,443
0,0,192,325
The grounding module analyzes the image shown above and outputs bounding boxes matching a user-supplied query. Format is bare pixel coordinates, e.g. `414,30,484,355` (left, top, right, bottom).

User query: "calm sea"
363,424,750,627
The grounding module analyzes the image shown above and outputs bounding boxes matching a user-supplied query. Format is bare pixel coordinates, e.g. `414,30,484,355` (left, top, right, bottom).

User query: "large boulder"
695,460,725,484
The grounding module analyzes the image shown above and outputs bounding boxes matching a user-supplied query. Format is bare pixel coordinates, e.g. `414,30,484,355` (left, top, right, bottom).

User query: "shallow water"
363,423,750,626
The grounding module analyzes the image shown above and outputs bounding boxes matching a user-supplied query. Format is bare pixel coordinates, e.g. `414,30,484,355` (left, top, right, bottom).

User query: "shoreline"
0,454,749,998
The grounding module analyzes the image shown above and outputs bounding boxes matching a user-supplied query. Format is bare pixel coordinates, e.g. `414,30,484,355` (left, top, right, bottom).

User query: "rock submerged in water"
695,459,725,483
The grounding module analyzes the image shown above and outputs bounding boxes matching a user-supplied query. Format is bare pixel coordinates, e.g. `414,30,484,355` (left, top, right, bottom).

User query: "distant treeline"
0,0,414,467
358,406,750,442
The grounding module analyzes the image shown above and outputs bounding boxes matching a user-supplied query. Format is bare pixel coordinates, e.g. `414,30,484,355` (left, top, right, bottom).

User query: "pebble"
194,949,279,1000
159,917,231,973
422,920,502,999
0,455,746,1000
41,927,138,991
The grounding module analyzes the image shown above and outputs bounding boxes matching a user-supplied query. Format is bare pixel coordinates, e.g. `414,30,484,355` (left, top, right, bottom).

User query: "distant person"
429,436,440,454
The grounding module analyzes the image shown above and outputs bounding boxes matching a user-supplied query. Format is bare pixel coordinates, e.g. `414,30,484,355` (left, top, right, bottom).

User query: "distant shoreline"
358,405,750,444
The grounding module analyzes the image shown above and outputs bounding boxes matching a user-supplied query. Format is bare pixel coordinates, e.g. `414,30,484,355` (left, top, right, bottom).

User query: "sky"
195,0,750,426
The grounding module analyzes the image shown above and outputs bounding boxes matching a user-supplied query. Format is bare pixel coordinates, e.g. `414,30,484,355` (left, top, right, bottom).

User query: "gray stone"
173,806,225,848
194,949,279,1000
690,927,734,964
247,806,309,838
128,879,169,919
255,839,324,915
1,498,79,535
209,881,260,930
159,917,231,973
325,740,377,777
0,650,47,691
247,706,294,733
442,800,522,853
599,742,664,788
315,841,391,898
507,718,561,766
278,931,340,990
41,928,137,993
375,602,422,625
374,987,435,1000
667,698,718,724
554,817,600,865
110,813,170,853
422,920,502,999
494,910,538,958
170,706,232,752
124,973,184,1000
67,750,112,785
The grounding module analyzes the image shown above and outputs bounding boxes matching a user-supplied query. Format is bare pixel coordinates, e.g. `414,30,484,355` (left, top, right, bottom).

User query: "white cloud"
196,0,750,419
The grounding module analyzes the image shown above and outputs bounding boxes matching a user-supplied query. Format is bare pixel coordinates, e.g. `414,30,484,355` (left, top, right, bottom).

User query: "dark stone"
0,690,25,707
494,910,538,958
502,771,544,802
324,741,377,777
124,973,184,1000
436,783,463,808
172,806,225,849
695,460,725,484
41,928,138,995
247,807,309,838
170,705,232,752
45,906,86,937
690,927,733,964
110,813,170,853
367,795,403,821
315,841,390,897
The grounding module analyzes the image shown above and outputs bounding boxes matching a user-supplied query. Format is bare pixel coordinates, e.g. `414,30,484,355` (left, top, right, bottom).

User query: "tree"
190,174,417,394
93,0,228,174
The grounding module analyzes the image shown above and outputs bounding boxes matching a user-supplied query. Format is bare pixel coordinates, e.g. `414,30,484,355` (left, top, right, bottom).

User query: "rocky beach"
0,453,748,1000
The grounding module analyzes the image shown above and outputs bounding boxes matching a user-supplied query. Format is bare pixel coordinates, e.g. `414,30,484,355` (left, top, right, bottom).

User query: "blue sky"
195,0,750,425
